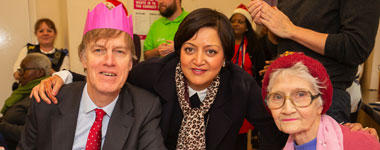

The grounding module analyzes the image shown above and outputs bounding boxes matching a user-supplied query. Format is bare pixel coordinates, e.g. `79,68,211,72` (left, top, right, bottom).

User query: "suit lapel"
51,83,84,150
102,85,134,150
154,57,179,139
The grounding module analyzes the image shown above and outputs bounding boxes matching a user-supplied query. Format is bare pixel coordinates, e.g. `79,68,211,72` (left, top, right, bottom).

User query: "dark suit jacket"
18,82,166,150
128,53,287,150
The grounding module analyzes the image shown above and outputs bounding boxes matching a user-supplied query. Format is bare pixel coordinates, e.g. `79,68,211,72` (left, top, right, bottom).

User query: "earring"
223,61,226,67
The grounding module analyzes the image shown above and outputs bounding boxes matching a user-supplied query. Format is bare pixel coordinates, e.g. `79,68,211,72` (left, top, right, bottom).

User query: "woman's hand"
344,123,379,141
259,5,296,39
248,0,264,25
30,75,64,104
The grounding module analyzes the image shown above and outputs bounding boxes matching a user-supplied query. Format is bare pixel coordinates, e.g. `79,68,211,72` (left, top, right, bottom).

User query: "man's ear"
80,54,87,69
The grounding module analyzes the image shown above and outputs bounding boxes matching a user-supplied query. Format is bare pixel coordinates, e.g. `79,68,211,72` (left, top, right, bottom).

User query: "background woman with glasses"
262,52,380,149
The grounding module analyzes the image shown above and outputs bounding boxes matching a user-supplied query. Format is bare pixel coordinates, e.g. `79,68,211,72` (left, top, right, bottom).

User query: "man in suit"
18,2,165,150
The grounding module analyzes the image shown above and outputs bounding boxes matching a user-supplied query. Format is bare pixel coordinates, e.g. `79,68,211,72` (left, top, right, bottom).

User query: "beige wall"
362,21,380,91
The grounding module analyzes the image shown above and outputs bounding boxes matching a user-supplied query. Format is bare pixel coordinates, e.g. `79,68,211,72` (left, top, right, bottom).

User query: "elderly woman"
31,8,287,149
1,53,51,150
262,52,380,149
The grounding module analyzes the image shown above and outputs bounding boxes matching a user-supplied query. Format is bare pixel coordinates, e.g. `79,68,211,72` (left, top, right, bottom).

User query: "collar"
81,84,119,117
39,47,56,54
188,85,207,102
161,9,188,25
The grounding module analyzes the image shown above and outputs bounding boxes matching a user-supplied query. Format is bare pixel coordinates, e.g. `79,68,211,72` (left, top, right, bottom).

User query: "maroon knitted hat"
262,52,333,114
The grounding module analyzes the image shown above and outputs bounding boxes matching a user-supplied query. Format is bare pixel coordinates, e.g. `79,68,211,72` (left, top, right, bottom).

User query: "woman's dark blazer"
128,53,287,150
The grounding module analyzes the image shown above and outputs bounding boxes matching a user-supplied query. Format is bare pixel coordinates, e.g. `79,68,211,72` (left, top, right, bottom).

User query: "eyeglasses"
265,90,321,109
17,67,41,75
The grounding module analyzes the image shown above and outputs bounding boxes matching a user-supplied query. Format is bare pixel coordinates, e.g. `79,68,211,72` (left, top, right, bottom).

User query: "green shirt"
143,10,189,51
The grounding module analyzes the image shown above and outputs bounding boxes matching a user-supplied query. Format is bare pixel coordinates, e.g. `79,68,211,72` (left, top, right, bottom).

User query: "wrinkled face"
81,33,133,98
180,27,225,91
19,62,43,86
230,14,248,37
158,0,177,17
36,22,56,46
269,75,323,135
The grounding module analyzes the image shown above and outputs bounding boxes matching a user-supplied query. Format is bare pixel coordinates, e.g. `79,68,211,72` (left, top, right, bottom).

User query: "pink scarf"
283,115,344,150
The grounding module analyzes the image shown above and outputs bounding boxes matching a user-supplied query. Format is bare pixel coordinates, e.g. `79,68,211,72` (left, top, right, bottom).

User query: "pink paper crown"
83,3,133,39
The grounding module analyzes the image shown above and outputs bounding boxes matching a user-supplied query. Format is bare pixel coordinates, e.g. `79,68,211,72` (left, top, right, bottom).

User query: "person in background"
143,0,188,60
262,52,380,149
229,4,268,149
248,0,380,123
230,4,267,85
18,3,165,150
12,18,69,90
1,53,51,150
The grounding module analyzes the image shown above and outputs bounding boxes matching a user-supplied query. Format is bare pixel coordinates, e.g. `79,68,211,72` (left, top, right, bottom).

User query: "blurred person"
12,18,69,90
248,0,380,123
13,18,69,78
262,52,380,149
0,53,51,150
18,3,165,150
230,4,268,149
230,4,267,85
143,0,188,60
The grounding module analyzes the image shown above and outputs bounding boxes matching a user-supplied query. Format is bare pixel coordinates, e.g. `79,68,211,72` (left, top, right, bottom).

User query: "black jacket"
128,53,287,150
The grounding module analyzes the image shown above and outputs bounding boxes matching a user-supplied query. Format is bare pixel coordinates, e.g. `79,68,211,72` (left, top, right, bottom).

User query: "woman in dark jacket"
30,8,287,150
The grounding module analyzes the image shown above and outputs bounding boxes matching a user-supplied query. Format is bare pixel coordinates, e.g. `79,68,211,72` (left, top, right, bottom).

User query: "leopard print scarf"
175,63,220,150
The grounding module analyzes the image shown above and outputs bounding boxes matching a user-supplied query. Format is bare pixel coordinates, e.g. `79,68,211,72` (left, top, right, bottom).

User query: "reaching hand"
248,0,296,39
30,75,64,104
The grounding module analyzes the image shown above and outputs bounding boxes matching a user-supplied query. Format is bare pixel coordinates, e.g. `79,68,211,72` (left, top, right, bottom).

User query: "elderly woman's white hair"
21,53,52,76
266,62,325,106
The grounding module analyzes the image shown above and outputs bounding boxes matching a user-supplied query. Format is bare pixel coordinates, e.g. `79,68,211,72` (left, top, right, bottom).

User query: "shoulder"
223,62,255,85
55,82,86,102
340,125,380,149
26,43,39,52
150,17,166,27
125,83,158,99
130,53,178,76
56,48,69,55
123,83,161,108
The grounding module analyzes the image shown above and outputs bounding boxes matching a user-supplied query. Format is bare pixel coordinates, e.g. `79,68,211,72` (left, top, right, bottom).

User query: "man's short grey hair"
267,62,325,106
21,53,52,76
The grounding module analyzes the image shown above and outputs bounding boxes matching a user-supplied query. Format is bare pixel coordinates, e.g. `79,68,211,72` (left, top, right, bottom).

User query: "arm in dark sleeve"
128,58,162,93
0,120,24,144
17,99,38,150
138,96,166,150
246,80,288,149
325,0,380,66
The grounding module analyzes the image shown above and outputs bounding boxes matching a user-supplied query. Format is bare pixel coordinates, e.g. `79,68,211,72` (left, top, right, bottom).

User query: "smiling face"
36,22,57,47
180,27,225,91
269,75,323,136
230,13,248,38
81,32,133,100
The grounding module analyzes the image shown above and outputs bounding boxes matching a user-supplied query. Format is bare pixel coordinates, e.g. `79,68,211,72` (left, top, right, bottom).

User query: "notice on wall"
134,0,161,40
